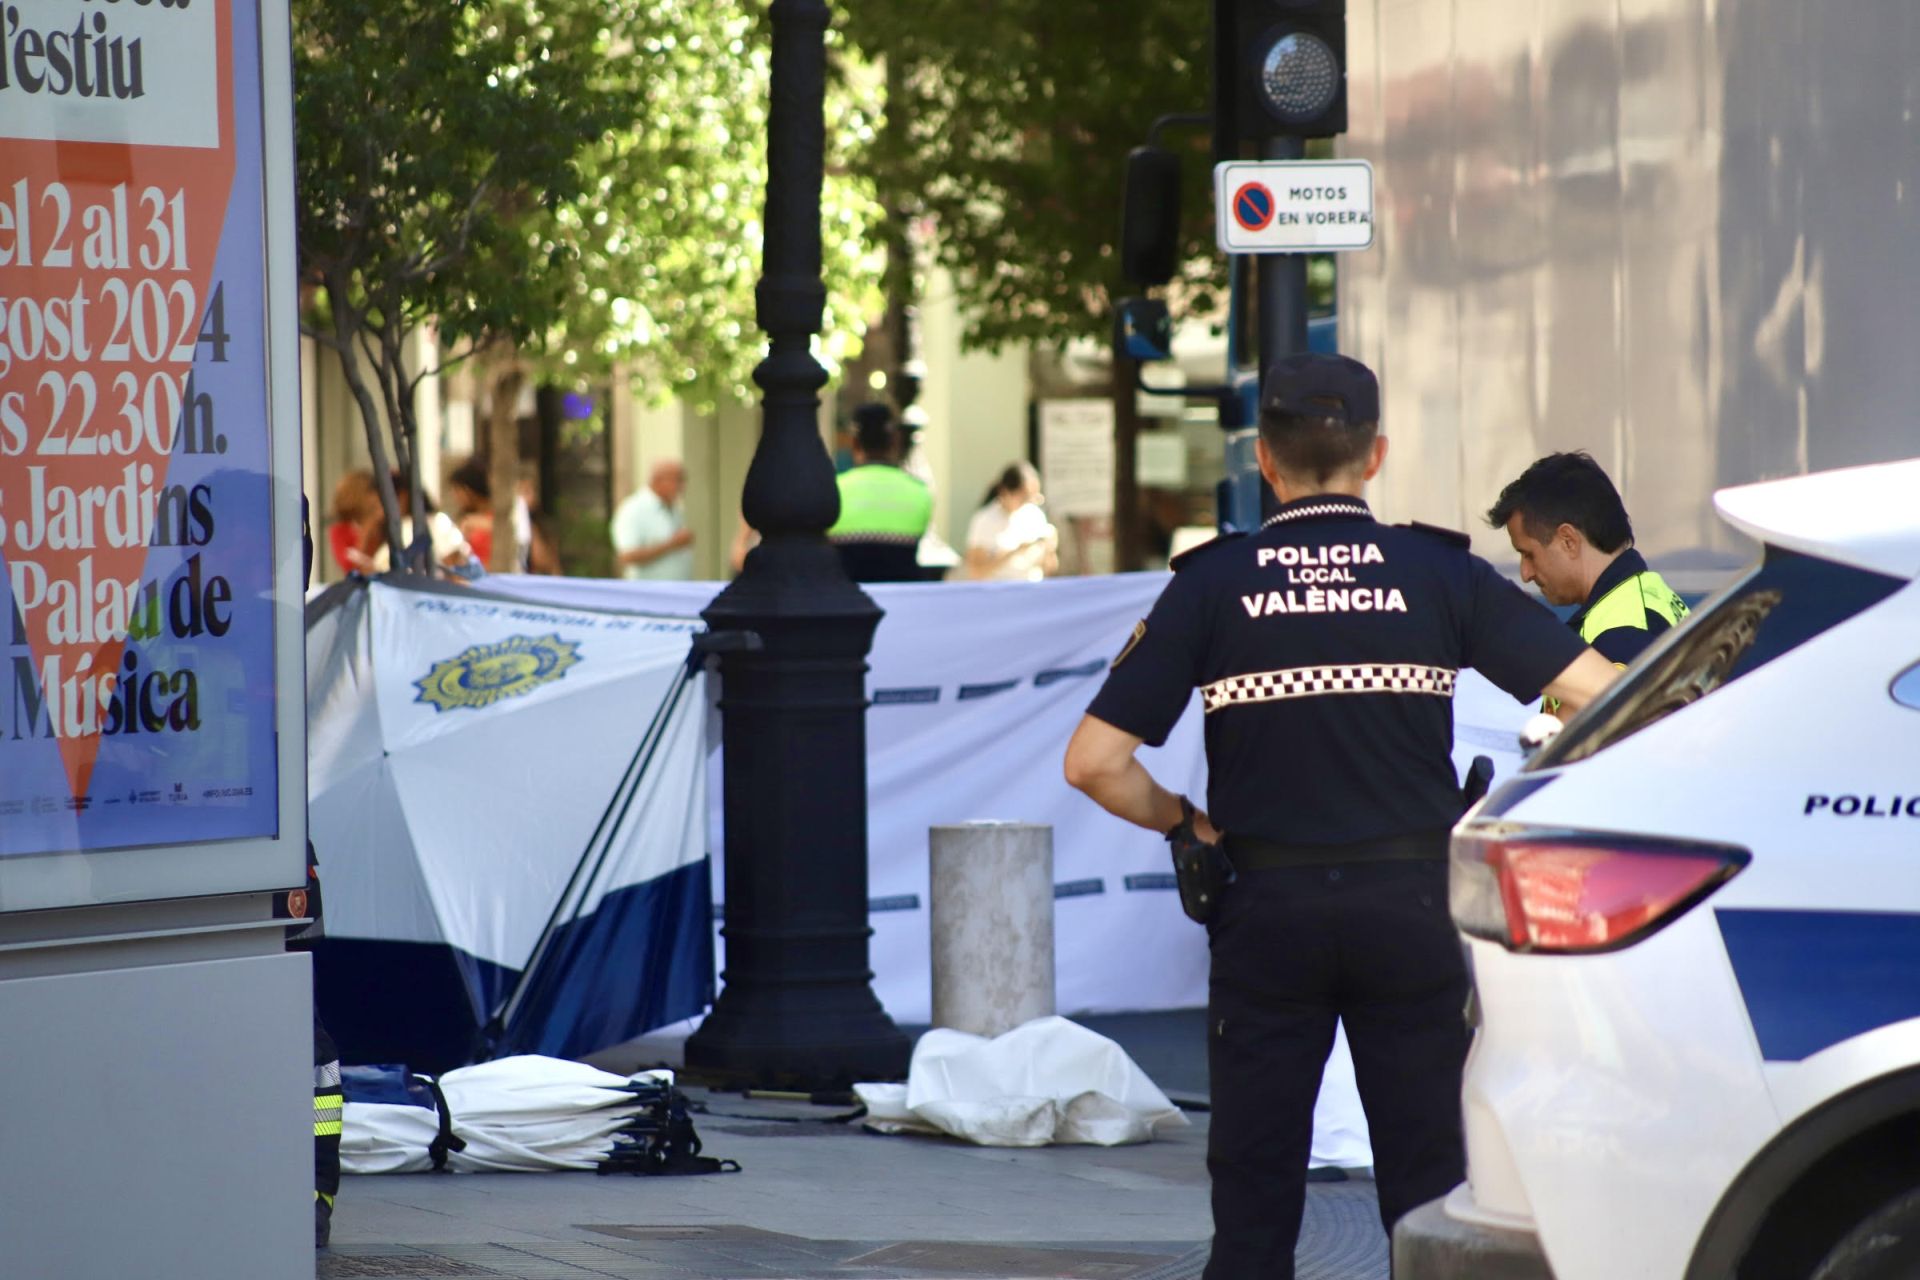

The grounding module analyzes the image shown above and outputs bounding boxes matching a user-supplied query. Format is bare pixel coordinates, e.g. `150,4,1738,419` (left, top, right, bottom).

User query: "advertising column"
0,2,309,1274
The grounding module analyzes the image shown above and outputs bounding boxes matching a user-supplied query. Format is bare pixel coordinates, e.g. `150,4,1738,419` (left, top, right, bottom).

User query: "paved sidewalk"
326,1096,1387,1279
322,1014,1391,1279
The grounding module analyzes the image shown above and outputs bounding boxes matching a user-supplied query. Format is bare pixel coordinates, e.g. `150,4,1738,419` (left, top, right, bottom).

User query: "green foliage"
294,0,630,353
295,0,884,422
845,0,1225,351
517,3,885,407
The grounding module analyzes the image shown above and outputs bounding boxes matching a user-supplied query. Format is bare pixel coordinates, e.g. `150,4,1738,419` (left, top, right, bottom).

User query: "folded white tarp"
854,1017,1190,1147
341,1056,674,1175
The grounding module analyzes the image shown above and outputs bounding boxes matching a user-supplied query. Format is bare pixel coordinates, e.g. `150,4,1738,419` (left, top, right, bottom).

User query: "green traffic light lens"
1259,31,1340,123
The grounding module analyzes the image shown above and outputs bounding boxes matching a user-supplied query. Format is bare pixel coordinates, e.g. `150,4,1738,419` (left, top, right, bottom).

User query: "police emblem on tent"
415,635,582,712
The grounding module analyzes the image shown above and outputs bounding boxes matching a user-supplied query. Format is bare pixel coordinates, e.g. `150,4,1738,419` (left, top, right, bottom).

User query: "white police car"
1396,458,1920,1280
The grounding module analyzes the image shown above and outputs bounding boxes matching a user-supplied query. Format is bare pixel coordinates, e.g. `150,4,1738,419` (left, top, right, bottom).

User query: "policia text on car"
1063,354,1619,1279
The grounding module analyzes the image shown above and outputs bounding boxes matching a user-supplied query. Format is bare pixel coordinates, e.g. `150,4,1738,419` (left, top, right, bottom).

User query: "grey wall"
1343,0,1920,569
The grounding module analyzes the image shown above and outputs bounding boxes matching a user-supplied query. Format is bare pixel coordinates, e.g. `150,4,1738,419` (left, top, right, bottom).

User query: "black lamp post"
682,0,912,1088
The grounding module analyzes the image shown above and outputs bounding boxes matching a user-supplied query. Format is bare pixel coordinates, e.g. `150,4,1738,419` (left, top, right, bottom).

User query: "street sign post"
1215,159,1376,253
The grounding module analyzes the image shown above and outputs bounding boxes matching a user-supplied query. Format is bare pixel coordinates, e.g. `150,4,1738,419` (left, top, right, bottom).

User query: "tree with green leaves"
295,0,633,567
844,1,1223,353
295,0,885,572
519,13,883,408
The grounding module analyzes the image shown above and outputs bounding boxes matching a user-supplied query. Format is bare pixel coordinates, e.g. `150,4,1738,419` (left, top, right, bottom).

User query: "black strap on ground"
415,1074,467,1172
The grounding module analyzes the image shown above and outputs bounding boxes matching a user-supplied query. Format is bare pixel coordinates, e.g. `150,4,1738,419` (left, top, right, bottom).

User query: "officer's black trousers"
1201,859,1470,1280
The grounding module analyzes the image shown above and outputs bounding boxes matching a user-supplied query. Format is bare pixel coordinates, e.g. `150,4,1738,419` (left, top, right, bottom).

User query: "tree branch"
324,266,406,561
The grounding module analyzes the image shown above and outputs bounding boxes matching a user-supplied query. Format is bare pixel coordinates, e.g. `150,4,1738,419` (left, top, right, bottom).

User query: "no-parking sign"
1215,160,1376,253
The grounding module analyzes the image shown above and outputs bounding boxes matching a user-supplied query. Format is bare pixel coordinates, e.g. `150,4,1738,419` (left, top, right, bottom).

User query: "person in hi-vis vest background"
1488,451,1689,716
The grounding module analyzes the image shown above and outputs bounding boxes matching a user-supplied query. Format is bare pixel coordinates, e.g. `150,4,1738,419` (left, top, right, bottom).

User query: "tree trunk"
326,277,405,562
486,354,525,574
382,325,429,574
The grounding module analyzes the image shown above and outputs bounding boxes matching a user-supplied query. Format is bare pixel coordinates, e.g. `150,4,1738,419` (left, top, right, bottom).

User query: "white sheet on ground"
1310,1022,1372,1167
854,1016,1189,1147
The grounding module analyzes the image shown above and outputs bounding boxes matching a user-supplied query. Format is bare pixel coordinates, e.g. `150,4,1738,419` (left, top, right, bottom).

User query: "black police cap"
1260,353,1380,427
851,402,895,433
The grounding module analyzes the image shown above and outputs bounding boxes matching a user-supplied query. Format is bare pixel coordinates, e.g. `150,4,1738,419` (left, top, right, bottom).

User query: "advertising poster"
0,0,281,858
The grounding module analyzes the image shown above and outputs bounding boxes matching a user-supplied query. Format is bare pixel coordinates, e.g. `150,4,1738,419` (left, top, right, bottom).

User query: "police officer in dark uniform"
1063,354,1617,1276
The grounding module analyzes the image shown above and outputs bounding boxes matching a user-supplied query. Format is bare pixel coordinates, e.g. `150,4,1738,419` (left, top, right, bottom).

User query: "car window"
1531,547,1907,768
1894,659,1920,711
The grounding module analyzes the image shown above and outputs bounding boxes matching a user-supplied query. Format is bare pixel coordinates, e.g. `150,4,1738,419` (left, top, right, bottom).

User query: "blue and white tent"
305,577,712,1070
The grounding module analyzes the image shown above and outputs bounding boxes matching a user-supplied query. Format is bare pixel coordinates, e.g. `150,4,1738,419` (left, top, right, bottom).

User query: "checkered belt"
829,532,920,545
1200,663,1457,713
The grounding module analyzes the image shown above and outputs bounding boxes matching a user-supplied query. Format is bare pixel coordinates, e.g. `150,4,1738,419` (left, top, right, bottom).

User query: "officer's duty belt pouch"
1170,834,1235,925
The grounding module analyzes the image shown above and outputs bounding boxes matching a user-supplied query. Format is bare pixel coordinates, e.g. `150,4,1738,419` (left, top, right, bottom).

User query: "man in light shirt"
612,459,695,580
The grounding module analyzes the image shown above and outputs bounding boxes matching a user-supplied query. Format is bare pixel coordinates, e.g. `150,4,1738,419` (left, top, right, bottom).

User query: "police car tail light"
1451,827,1748,953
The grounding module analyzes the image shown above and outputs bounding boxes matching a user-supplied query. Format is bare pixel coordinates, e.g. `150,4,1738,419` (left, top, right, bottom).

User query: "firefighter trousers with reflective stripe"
1201,859,1469,1280
315,1006,341,1203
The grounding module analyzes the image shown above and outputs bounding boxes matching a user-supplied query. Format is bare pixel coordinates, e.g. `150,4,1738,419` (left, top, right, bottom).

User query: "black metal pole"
1256,136,1309,381
682,0,911,1089
1254,138,1308,523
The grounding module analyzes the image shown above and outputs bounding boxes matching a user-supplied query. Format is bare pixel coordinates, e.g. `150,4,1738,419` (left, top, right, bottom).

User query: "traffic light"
1220,0,1347,145
1121,145,1183,287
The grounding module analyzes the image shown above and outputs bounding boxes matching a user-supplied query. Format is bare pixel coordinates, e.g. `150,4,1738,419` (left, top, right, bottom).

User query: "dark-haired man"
1063,353,1617,1276
828,402,932,582
1487,452,1688,710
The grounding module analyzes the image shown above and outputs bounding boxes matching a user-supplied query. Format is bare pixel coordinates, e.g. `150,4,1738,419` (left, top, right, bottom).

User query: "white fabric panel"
401,571,1539,1172
307,582,710,970
307,589,442,946
481,573,1534,1021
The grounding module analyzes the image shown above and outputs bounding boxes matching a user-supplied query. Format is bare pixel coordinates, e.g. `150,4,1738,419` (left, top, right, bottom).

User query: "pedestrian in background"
326,469,379,576
368,471,476,576
516,475,564,575
612,459,695,580
963,461,1058,581
1488,452,1689,713
1063,353,1618,1277
448,457,494,569
828,403,932,583
728,513,761,576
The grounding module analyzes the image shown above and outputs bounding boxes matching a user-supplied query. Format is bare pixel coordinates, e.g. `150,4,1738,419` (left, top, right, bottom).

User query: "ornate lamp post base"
686,540,911,1088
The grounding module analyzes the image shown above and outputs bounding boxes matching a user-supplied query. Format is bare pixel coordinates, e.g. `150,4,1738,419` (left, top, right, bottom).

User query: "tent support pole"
487,663,695,1054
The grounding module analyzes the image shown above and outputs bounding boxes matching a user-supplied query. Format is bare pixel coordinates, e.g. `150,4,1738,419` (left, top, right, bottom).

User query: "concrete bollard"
928,821,1056,1038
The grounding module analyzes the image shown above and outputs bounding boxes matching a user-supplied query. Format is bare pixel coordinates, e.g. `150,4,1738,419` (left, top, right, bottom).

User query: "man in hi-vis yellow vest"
1488,452,1688,716
829,403,933,583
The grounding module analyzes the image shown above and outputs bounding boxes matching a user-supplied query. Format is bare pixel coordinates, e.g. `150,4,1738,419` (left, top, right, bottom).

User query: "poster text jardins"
0,0,280,855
